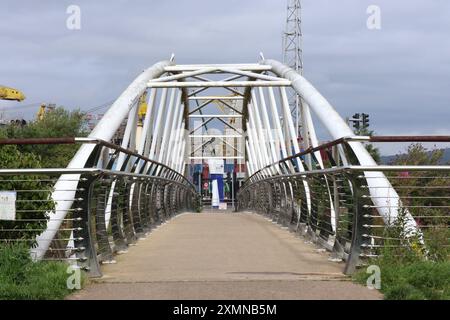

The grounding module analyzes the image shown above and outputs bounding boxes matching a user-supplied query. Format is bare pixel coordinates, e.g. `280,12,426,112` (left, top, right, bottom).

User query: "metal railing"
0,138,200,277
237,136,450,274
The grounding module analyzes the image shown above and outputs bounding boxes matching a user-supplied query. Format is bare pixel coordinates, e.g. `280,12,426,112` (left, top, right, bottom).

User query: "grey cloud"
0,0,448,150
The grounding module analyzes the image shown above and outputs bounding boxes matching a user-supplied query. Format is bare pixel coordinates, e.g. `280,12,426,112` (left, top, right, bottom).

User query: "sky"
0,0,449,154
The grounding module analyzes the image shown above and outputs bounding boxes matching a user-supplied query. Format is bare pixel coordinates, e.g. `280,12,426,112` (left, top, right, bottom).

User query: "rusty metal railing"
0,138,200,277
237,136,450,274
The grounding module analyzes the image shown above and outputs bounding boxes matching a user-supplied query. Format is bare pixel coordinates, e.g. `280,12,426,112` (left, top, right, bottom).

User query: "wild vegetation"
0,107,87,167
0,107,86,242
0,108,88,299
0,243,85,300
354,143,450,300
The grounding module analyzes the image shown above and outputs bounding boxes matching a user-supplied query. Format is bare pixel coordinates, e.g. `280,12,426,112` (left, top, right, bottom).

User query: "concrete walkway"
69,212,382,300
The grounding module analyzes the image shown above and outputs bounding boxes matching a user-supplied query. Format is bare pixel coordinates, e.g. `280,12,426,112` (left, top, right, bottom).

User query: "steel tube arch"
262,59,419,235
32,60,173,260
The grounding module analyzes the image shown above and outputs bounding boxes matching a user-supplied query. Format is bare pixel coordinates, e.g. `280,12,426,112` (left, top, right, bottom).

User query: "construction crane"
0,86,25,101
135,91,149,150
0,86,56,123
37,103,55,121
138,91,148,125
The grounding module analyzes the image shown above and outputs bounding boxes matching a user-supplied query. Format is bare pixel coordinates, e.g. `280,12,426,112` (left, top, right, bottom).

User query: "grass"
353,222,450,300
0,244,86,300
354,258,450,300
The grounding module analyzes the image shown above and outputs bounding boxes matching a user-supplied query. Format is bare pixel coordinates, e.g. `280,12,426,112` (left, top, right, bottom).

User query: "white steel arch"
32,60,173,260
32,57,419,261
262,58,419,236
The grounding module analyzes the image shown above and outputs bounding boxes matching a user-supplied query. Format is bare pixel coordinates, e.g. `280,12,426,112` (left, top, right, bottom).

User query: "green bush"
0,244,85,300
354,211,450,300
0,144,55,245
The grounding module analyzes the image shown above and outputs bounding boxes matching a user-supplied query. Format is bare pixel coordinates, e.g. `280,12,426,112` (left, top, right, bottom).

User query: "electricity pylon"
283,0,303,137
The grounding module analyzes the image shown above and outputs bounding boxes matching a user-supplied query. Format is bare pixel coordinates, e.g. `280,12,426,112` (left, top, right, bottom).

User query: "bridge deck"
70,212,381,299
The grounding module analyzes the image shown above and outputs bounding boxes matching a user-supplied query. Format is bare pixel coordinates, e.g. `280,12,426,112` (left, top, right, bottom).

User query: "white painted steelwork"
262,59,419,235
32,57,421,262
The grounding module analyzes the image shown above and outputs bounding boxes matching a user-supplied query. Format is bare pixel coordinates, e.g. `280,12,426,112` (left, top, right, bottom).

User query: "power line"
0,102,41,110
83,100,115,114
0,99,115,113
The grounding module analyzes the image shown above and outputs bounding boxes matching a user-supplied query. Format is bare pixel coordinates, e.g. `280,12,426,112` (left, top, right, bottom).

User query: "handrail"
368,135,450,143
74,137,195,189
0,137,76,145
0,168,197,189
239,165,450,193
243,135,450,185
0,136,196,191
0,136,199,273
237,138,450,274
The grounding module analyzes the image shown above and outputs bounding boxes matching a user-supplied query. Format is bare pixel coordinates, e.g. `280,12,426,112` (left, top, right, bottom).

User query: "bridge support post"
73,174,102,278
110,181,128,253
344,173,370,275
94,178,115,263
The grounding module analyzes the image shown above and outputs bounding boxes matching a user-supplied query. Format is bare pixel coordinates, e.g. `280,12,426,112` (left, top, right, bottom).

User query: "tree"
390,143,449,261
354,126,381,164
393,143,445,166
1,107,87,168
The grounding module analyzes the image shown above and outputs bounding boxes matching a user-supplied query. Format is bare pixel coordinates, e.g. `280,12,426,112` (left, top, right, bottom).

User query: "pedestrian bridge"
69,211,381,300
0,57,448,297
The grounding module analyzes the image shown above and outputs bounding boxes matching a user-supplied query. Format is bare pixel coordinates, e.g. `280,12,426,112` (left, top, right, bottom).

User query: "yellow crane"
138,91,148,125
0,86,25,101
0,86,52,122
135,91,149,150
37,104,55,121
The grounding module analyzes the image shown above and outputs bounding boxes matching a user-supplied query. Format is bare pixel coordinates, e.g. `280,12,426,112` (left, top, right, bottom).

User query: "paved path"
69,212,381,300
